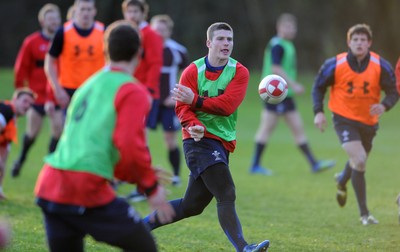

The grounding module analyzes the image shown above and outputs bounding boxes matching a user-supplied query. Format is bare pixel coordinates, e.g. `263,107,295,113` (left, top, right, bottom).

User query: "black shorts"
265,97,296,114
146,99,160,129
147,104,180,132
183,138,229,179
31,103,61,117
332,113,378,153
31,104,46,117
37,197,157,251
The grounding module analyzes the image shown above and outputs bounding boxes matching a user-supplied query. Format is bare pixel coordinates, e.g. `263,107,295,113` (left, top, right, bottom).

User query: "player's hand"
153,166,173,186
291,82,305,94
188,125,205,141
370,103,385,116
55,87,70,109
314,112,327,132
44,101,55,116
171,84,194,104
147,185,175,224
163,95,176,107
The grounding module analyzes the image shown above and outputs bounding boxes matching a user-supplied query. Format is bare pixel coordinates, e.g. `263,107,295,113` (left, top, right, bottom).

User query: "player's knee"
215,186,236,203
182,204,207,217
351,155,367,171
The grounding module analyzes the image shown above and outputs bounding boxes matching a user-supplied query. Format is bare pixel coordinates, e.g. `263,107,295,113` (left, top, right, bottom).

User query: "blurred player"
35,20,174,251
11,3,63,178
0,89,35,199
144,22,270,252
395,57,400,94
122,0,163,201
313,24,399,225
250,13,335,175
45,0,105,110
150,14,189,186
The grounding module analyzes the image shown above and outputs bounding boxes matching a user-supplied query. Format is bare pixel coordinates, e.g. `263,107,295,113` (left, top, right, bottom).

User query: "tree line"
1,0,399,74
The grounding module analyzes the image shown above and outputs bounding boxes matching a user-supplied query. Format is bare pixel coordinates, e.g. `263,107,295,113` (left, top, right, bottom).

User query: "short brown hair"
38,3,60,23
13,87,37,100
276,13,297,26
74,0,95,7
121,0,148,15
150,14,174,32
207,22,233,40
104,20,140,62
347,24,372,41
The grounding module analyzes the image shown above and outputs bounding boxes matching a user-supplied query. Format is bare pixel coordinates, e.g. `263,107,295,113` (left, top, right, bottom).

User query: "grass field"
0,67,399,251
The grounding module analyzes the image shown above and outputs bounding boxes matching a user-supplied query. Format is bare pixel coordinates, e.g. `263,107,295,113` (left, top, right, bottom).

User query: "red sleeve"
14,35,34,88
191,63,249,116
143,28,163,95
395,58,400,94
112,83,158,193
175,64,205,130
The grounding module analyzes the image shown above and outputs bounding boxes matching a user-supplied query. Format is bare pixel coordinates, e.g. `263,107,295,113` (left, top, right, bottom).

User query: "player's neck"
109,61,136,75
41,29,55,40
207,55,228,68
74,20,94,30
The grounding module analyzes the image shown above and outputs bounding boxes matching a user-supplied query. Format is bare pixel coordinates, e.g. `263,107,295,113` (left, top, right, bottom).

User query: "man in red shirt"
12,3,62,177
144,22,270,252
122,0,164,201
35,20,174,251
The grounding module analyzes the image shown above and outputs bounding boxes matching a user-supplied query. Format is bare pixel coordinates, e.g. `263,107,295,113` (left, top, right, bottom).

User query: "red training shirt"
14,31,50,105
134,23,163,99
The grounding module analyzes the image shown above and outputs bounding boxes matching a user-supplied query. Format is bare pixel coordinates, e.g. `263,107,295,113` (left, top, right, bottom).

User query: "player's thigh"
201,162,236,202
342,141,367,171
84,198,157,251
0,145,9,165
284,110,306,136
49,109,64,137
259,109,279,132
26,106,44,136
41,211,85,252
181,175,213,214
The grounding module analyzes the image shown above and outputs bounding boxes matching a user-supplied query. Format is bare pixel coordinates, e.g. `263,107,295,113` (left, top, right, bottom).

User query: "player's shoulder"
165,39,187,53
269,36,283,46
233,60,249,75
121,81,149,95
23,31,42,44
26,31,41,40
371,52,394,71
0,102,14,121
94,20,105,31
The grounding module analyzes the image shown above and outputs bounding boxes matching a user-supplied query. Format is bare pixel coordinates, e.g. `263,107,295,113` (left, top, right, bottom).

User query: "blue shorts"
37,197,157,251
265,97,296,114
183,138,229,179
147,103,180,132
332,113,378,153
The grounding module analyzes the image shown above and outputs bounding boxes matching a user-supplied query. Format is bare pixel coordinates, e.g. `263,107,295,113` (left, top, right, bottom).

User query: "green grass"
1,68,400,251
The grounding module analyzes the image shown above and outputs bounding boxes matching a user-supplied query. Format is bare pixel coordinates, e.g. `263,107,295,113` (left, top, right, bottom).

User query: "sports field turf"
0,67,399,251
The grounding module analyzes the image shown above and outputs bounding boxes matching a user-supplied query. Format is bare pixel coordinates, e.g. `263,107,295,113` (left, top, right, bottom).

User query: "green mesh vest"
193,57,237,142
261,36,297,97
45,70,134,180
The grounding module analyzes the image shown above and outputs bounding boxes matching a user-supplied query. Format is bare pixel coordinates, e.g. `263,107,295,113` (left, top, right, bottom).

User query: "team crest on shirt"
212,150,222,161
341,130,350,142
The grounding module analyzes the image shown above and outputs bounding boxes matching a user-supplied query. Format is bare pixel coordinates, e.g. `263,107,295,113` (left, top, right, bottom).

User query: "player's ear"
206,39,211,48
